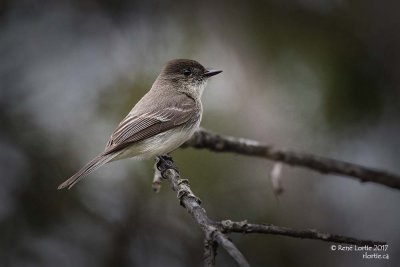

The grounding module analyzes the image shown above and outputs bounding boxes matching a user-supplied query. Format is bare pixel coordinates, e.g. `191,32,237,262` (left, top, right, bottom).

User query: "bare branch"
203,236,218,267
156,156,387,266
217,220,386,246
213,231,250,267
156,156,250,267
183,129,400,190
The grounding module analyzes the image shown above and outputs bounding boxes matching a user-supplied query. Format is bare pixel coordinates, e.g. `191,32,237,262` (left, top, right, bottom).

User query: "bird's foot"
156,155,178,173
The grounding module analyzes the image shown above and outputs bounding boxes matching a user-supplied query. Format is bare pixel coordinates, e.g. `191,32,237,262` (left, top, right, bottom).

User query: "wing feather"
104,95,199,155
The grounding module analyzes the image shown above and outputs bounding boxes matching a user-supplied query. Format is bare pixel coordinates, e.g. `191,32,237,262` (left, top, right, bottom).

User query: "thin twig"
217,220,386,246
182,129,400,190
213,231,249,267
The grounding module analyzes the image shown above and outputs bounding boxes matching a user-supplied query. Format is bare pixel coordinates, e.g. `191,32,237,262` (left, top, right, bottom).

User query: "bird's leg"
156,154,176,172
153,155,176,192
155,155,201,206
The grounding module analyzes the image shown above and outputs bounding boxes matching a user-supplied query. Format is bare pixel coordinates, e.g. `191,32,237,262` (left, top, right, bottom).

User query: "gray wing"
104,96,199,155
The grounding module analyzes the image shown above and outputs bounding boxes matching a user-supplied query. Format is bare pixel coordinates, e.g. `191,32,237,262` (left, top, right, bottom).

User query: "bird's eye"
183,69,192,76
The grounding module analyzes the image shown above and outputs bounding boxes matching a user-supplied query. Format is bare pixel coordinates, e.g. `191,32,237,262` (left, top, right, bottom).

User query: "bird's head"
158,59,222,98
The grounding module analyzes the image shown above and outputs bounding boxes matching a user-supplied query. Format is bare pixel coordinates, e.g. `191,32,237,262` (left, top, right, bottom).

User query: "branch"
204,236,218,267
156,156,250,267
156,156,387,266
182,129,400,190
217,220,386,246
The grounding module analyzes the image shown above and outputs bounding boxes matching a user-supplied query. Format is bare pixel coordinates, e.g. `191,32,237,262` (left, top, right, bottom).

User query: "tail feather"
58,153,118,190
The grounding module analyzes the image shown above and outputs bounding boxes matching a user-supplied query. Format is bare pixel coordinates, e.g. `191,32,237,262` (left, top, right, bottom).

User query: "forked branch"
156,156,386,267
156,156,250,267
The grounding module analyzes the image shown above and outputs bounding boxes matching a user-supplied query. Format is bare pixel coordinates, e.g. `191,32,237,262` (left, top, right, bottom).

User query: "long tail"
58,153,119,190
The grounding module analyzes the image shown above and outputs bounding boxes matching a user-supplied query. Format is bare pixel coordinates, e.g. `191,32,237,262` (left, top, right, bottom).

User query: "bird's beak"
204,69,222,77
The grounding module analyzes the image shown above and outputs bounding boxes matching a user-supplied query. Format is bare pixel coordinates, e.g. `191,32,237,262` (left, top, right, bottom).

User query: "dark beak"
204,69,222,78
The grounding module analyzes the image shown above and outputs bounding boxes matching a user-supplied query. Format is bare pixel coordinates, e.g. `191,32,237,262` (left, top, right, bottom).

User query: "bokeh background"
1,0,400,266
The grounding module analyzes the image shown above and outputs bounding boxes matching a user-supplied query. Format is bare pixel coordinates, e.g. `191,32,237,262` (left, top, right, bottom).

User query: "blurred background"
1,0,399,266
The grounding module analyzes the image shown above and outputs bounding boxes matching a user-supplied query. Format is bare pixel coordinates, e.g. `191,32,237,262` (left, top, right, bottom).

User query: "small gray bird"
58,59,222,189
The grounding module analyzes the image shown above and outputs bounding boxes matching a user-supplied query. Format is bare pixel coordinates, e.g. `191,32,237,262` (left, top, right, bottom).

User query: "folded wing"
105,95,199,154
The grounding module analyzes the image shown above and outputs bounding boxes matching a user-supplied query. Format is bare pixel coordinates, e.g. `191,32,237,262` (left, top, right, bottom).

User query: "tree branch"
156,156,250,267
217,220,386,246
183,129,400,190
203,235,218,267
156,156,387,266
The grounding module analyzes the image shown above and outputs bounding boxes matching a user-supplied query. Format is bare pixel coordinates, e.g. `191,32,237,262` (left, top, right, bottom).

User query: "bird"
58,59,222,189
